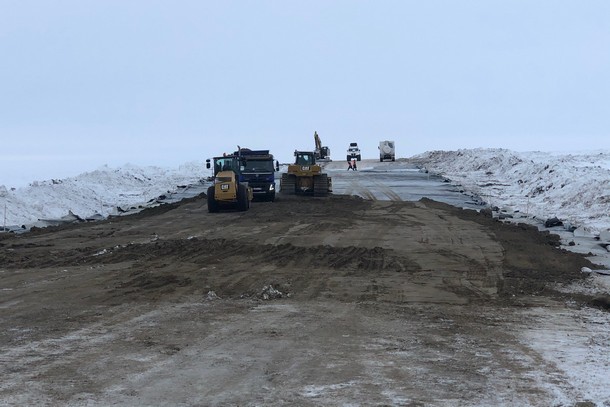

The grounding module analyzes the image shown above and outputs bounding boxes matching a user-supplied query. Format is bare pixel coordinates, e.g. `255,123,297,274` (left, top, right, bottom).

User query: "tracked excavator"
313,131,331,161
280,150,332,196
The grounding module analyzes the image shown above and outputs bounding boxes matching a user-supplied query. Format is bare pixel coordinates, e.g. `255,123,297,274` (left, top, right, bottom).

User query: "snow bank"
413,149,610,234
0,162,207,228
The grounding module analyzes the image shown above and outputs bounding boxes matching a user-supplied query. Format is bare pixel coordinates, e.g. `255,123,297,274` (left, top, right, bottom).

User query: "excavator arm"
314,131,322,150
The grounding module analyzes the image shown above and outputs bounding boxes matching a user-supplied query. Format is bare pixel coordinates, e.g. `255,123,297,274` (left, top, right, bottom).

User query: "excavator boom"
313,131,331,161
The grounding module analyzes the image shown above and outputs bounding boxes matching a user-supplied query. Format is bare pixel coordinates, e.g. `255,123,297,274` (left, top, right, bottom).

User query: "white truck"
347,142,361,161
379,140,395,162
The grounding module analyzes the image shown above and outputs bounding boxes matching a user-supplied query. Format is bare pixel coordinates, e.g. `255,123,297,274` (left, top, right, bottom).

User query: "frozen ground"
1,149,610,405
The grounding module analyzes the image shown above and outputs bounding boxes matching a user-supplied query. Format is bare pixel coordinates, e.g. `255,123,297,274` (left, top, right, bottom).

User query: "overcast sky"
1,1,609,187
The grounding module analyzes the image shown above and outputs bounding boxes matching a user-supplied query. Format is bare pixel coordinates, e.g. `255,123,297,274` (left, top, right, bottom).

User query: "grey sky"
1,1,609,186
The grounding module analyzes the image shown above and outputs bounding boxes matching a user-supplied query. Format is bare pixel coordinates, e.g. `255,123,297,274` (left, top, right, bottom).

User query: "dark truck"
233,148,279,201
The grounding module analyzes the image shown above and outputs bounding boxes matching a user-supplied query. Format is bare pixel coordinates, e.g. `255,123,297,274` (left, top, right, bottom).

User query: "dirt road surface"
1,173,609,405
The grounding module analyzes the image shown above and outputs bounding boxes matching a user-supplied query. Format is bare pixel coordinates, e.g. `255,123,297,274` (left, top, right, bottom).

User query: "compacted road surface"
1,168,609,406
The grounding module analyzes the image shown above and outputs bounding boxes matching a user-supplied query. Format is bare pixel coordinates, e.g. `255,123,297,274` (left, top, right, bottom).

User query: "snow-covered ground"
413,148,610,235
0,162,208,230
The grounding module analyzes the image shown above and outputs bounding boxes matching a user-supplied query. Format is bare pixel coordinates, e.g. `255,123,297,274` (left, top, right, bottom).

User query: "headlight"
269,183,275,191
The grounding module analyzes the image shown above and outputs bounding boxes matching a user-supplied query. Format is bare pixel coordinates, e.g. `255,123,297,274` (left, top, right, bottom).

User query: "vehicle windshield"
296,153,314,165
213,157,238,174
243,159,274,172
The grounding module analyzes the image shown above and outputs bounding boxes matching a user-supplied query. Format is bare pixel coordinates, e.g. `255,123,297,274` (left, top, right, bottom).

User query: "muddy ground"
0,194,607,406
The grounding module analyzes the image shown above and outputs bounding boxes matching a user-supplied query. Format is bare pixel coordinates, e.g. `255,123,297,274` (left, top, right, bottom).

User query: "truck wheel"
357,155,361,161
391,157,395,162
237,184,249,211
268,191,276,202
313,174,329,197
346,155,351,162
280,173,296,195
207,186,219,213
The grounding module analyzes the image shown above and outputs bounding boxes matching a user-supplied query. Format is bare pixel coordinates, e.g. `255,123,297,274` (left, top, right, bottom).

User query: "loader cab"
206,156,245,177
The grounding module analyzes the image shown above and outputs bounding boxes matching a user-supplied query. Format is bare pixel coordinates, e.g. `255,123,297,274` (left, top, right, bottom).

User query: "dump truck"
280,150,332,196
233,148,279,201
313,131,331,161
379,140,395,162
205,154,253,212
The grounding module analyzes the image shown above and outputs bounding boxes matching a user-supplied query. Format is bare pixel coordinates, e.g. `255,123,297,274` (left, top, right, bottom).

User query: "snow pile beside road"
413,149,610,234
0,162,206,227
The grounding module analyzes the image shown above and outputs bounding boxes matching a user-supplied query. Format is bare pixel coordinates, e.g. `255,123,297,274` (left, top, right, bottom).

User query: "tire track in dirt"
373,180,403,201
3,237,421,274
345,179,376,201
340,177,400,202
100,238,424,301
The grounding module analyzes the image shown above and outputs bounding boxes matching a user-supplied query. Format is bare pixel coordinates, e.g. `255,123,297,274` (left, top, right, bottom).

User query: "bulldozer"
280,150,332,196
206,154,253,212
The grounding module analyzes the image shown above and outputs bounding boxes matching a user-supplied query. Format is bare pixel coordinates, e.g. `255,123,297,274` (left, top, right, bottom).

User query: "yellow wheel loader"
206,155,253,213
280,151,332,197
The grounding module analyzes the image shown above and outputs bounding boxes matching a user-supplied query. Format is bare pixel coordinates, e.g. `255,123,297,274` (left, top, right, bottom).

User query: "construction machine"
313,131,331,161
379,140,395,162
280,150,332,196
205,153,253,212
232,148,279,201
347,142,361,161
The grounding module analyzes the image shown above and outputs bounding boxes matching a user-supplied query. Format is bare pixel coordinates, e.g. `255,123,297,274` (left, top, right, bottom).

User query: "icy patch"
206,291,220,300
301,381,357,398
555,274,610,296
260,285,283,300
518,307,610,405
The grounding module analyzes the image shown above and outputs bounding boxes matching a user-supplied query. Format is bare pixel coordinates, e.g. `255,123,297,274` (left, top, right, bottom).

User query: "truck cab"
233,149,279,201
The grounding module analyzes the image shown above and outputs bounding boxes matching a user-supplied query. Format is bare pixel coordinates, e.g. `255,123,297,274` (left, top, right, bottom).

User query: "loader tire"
280,173,296,195
313,174,329,197
237,184,249,211
207,186,219,213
